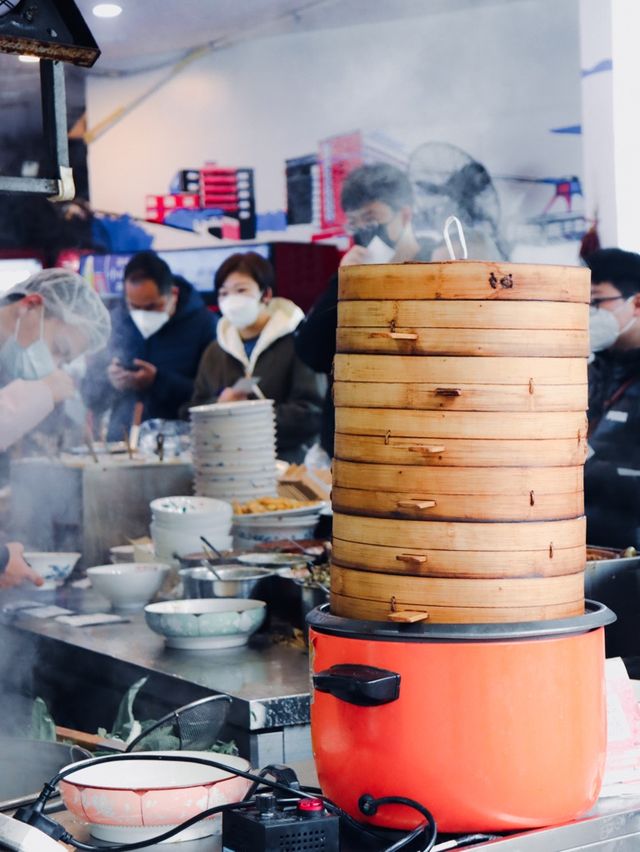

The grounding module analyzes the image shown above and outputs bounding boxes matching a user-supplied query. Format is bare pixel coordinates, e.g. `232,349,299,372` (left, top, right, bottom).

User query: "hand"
42,369,75,403
107,358,157,392
218,388,250,402
0,543,43,589
339,245,371,267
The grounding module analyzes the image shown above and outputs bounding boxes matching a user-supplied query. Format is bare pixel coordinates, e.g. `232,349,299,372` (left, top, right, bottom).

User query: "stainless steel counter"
0,585,311,765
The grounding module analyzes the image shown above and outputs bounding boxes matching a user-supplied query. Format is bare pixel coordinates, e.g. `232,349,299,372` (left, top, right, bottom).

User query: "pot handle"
313,664,400,707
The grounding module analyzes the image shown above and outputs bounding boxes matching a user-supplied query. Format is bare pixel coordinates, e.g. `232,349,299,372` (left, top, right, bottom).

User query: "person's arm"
275,356,325,450
0,379,56,451
294,275,338,375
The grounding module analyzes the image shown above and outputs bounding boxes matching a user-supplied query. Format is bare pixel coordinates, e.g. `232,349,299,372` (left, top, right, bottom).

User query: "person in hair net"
0,267,111,587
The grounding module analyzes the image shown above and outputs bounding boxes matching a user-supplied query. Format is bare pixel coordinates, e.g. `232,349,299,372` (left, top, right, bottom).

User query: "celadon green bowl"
144,598,266,650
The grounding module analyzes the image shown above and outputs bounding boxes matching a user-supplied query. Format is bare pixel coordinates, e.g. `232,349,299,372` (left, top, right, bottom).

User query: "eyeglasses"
590,296,624,308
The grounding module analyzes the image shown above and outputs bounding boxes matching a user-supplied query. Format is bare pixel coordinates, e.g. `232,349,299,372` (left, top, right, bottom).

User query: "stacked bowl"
150,496,232,561
190,400,279,502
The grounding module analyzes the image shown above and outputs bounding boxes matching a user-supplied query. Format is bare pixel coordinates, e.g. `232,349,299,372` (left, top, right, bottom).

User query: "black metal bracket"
0,58,74,199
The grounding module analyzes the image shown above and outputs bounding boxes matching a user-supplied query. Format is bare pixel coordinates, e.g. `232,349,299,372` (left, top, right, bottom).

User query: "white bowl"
144,598,266,649
109,545,135,564
59,751,251,843
150,496,232,521
232,518,319,547
23,552,81,590
190,399,274,417
87,563,170,611
150,524,233,560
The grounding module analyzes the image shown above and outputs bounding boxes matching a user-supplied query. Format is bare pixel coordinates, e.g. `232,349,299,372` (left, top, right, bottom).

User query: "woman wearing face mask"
190,253,324,462
0,268,111,588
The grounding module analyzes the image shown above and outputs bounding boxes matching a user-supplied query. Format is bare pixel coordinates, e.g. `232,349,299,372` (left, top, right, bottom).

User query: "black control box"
222,793,340,852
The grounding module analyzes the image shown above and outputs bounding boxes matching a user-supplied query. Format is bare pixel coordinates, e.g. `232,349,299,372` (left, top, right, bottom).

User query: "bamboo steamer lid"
334,354,588,386
334,408,587,441
338,299,589,330
338,262,590,303
336,328,588,358
330,591,583,624
333,381,588,412
332,536,585,578
333,433,588,467
332,512,585,551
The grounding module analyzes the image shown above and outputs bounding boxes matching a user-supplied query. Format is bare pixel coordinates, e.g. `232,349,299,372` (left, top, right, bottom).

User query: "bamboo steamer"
333,381,588,412
331,564,584,619
329,591,583,624
335,408,587,441
333,512,585,551
333,433,588,467
334,355,588,386
338,299,589,330
336,327,589,358
338,262,590,303
332,536,586,579
332,461,584,521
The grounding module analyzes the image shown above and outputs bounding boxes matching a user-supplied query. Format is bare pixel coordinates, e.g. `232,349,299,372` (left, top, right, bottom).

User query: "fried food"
233,496,319,515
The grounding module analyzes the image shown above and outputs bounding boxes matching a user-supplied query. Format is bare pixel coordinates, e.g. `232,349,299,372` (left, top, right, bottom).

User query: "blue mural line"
550,125,582,135
581,58,613,78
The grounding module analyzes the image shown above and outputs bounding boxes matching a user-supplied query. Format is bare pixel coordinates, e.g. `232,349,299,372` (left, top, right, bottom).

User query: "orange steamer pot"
308,601,615,834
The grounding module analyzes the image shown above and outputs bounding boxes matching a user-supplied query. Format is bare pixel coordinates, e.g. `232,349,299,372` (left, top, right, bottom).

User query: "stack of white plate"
189,400,278,502
150,496,233,560
232,503,325,548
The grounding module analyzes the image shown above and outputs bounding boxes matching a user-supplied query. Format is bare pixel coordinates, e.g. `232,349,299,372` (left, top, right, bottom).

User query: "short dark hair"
124,251,173,295
340,162,413,213
587,248,640,298
214,252,275,295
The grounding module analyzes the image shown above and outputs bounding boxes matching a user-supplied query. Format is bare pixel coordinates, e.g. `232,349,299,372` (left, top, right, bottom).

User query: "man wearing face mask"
585,248,640,548
295,163,435,456
0,268,111,588
190,252,324,462
83,251,217,440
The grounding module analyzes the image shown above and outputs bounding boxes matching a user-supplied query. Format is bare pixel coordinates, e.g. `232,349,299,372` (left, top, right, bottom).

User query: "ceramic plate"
233,501,326,521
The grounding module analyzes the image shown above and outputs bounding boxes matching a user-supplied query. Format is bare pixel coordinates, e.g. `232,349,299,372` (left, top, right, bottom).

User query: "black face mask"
353,222,396,249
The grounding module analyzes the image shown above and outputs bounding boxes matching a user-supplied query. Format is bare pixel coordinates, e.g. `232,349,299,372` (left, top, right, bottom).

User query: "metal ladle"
199,536,225,580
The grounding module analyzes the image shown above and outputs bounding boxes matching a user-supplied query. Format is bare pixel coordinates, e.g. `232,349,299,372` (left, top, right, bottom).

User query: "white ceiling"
75,0,518,72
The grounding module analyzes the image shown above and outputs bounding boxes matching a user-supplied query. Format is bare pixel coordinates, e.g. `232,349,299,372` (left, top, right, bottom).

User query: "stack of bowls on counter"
331,261,590,623
189,400,279,502
150,496,232,561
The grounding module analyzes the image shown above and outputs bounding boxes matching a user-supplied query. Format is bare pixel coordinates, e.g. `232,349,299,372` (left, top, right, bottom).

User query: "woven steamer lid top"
338,261,590,303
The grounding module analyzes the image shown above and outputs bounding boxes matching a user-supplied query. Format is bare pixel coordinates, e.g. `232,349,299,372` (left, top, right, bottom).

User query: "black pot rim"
306,600,616,643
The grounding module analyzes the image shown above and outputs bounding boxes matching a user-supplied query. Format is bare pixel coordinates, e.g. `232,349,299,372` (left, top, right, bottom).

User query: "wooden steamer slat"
331,536,586,578
331,564,584,609
333,512,585,551
336,327,589,358
335,408,587,440
333,433,588,467
333,381,588,412
338,262,590,303
330,592,584,624
338,299,589,330
334,354,588,385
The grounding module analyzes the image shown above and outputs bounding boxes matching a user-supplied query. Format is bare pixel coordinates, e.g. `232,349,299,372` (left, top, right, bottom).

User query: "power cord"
14,753,444,852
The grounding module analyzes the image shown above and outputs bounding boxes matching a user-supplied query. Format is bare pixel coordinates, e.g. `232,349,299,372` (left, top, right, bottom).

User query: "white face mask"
0,310,56,380
589,306,621,352
130,310,170,340
218,294,261,329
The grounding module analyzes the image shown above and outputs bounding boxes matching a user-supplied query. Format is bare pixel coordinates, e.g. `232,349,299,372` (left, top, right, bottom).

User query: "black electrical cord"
359,794,438,852
17,753,443,852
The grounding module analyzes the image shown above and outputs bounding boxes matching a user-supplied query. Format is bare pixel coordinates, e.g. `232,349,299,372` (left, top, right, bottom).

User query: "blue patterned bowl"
144,598,266,650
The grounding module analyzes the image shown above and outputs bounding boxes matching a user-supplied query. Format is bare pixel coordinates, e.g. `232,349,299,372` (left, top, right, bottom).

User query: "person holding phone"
83,251,217,440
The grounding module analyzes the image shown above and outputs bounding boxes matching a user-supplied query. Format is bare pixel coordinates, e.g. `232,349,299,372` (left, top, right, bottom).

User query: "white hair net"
7,268,111,353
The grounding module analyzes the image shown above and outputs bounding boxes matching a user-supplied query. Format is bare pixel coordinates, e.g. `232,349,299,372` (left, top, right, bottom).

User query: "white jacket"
215,297,304,376
0,379,54,452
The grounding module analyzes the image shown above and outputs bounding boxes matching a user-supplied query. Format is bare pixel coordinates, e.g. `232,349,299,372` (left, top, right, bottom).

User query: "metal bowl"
179,565,273,599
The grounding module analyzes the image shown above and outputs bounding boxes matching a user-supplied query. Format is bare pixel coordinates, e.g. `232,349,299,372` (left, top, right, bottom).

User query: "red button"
298,798,324,812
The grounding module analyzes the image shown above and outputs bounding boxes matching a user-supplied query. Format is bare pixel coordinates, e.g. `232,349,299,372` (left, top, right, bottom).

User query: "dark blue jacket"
83,276,217,439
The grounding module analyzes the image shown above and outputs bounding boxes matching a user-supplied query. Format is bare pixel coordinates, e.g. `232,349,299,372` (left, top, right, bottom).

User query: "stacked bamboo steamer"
331,261,590,624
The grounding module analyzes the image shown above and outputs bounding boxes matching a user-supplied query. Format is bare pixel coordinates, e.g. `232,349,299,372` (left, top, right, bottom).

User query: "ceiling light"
18,54,40,63
92,3,122,17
